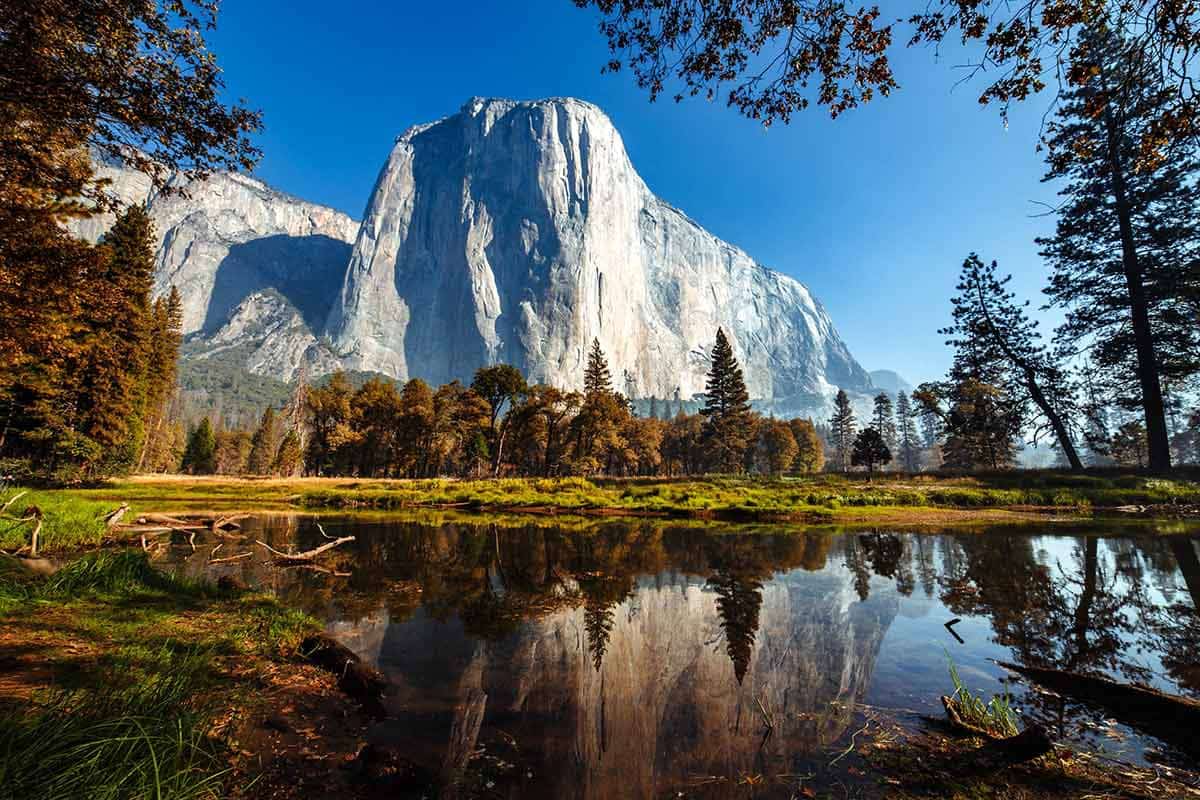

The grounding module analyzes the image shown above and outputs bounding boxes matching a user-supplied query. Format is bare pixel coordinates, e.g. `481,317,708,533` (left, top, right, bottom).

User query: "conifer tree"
246,407,280,475
872,392,897,460
699,328,754,472
829,389,857,471
181,417,217,475
895,392,921,472
78,205,157,470
851,427,892,477
584,339,613,396
1039,27,1200,471
948,254,1083,469
139,286,184,472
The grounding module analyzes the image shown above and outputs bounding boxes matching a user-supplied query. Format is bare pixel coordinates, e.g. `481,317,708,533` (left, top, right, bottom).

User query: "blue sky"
208,0,1062,386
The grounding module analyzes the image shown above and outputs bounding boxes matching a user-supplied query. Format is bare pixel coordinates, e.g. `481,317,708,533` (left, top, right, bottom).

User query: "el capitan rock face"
326,97,871,411
78,98,874,413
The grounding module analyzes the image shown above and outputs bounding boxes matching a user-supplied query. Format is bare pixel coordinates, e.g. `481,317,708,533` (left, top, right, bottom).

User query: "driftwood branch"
940,695,1053,764
208,551,253,565
255,535,354,563
102,503,129,528
0,490,28,514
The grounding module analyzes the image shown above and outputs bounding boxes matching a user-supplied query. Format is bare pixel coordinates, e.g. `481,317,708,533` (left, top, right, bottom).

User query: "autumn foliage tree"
573,0,1200,150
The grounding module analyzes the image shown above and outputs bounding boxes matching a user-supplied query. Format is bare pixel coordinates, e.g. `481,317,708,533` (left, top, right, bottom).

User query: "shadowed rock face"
326,97,871,414
366,566,898,800
69,160,358,380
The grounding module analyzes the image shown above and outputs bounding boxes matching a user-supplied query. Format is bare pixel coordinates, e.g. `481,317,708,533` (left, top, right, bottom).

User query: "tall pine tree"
895,392,921,472
948,254,1084,469
700,328,754,473
584,338,613,396
829,389,857,471
1039,27,1200,471
872,393,897,464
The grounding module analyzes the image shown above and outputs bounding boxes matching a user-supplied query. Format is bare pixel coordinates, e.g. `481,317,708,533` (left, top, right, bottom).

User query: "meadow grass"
0,487,133,553
37,468,1200,529
0,551,321,800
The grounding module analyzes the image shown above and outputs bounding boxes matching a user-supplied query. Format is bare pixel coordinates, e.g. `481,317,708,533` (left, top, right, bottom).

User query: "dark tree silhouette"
1039,28,1200,471
709,569,764,684
851,427,891,476
946,254,1083,469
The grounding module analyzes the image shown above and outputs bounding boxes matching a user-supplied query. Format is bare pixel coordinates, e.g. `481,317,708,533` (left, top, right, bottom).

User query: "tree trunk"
1024,365,1083,469
1102,100,1171,471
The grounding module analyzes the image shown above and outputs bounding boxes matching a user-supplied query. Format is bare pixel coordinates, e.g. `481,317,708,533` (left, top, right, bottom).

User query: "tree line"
180,330,828,478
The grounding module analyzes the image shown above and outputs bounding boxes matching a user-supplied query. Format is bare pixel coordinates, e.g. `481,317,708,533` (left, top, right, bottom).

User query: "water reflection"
165,517,1200,798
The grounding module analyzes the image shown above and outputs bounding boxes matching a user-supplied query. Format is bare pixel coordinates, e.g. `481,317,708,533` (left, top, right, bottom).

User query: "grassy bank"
0,488,138,553
60,470,1200,526
0,551,328,800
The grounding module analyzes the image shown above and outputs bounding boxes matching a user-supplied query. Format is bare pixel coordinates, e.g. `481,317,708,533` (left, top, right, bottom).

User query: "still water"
170,515,1200,798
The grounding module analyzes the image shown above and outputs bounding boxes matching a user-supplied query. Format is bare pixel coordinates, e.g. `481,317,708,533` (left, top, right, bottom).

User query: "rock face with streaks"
326,97,871,413
76,99,875,413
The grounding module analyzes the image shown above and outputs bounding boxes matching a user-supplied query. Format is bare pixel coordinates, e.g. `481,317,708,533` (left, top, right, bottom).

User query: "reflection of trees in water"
939,536,1139,680
708,569,763,684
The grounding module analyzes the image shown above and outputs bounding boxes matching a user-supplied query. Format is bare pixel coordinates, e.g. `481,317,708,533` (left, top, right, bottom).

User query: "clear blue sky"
207,0,1062,386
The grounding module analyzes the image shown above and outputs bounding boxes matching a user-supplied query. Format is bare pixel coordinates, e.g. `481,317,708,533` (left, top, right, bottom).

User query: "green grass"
37,469,1200,531
946,655,1020,738
0,487,134,553
0,651,228,800
0,551,322,799
296,472,1200,519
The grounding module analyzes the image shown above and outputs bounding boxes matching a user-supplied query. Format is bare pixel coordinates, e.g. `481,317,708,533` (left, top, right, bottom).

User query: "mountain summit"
79,97,873,413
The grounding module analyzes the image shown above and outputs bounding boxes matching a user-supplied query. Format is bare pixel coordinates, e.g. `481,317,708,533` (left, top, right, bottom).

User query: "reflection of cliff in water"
334,529,901,800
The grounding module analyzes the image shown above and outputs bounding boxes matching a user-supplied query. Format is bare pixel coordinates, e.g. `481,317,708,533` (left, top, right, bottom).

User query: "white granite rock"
327,97,871,414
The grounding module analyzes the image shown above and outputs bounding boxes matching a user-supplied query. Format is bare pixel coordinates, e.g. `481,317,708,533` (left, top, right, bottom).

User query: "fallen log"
255,535,354,563
300,634,387,715
208,551,253,565
997,661,1200,757
940,695,1053,764
136,513,193,527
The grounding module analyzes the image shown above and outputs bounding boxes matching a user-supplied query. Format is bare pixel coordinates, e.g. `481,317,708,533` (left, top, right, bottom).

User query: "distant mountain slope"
868,370,913,395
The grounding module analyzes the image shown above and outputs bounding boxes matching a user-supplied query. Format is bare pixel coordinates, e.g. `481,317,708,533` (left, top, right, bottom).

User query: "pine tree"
181,417,217,475
699,328,754,472
75,205,157,472
948,254,1083,469
851,427,892,477
829,389,857,471
872,393,897,462
1039,27,1200,471
895,392,921,472
246,407,280,475
138,286,183,472
584,339,613,396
